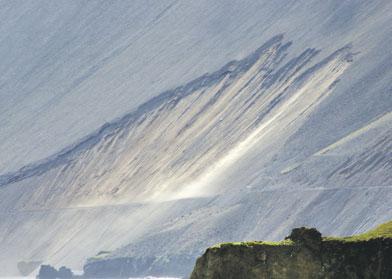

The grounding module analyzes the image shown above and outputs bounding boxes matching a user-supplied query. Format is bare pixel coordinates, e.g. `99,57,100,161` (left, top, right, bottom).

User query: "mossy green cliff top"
211,221,392,249
326,220,392,242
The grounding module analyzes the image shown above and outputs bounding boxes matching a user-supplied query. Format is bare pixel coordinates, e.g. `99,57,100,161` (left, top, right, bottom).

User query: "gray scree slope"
0,0,391,276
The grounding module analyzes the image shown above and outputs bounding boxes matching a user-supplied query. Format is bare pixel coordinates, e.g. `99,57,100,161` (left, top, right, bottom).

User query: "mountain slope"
1,34,391,276
1,0,392,174
0,1,392,277
0,36,353,209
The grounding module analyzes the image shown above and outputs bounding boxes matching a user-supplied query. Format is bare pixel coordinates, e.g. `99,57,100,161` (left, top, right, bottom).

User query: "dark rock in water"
190,221,392,279
37,264,73,279
83,256,156,278
58,266,73,278
82,251,195,278
37,265,58,279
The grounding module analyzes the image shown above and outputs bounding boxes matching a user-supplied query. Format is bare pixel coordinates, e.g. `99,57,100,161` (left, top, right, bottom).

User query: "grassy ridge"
211,221,392,248
325,221,392,242
211,239,294,249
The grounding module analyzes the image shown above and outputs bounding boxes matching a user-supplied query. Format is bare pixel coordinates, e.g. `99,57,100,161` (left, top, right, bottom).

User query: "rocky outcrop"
83,256,155,278
37,264,73,279
83,253,194,278
190,222,392,279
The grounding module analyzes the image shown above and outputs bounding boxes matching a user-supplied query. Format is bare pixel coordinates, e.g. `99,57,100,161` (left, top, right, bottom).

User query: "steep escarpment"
190,221,392,279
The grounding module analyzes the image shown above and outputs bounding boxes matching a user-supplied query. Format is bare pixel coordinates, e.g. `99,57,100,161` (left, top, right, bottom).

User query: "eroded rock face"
190,228,392,279
285,227,322,251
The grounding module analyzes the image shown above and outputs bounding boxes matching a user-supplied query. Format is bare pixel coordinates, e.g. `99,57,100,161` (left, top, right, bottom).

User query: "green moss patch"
325,221,392,242
210,221,392,249
211,239,294,249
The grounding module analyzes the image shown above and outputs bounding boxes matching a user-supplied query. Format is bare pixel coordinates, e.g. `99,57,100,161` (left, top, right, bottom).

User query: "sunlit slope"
0,1,392,276
0,33,391,276
0,36,352,210
1,0,392,174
